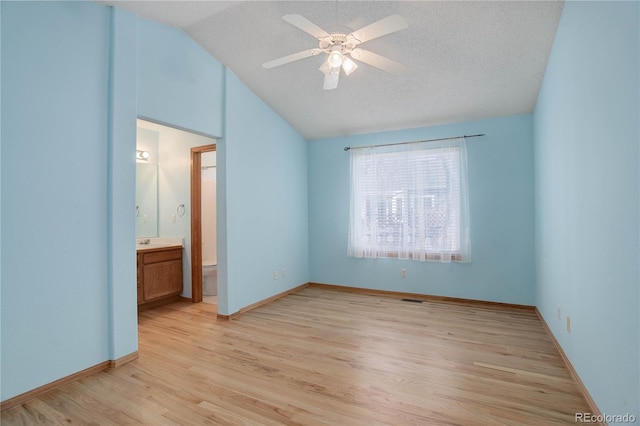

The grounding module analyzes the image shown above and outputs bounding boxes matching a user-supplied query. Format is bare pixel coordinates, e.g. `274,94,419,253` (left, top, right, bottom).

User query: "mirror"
136,125,160,238
136,163,158,237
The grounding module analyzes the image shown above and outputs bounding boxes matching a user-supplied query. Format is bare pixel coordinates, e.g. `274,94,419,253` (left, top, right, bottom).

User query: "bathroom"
135,119,217,309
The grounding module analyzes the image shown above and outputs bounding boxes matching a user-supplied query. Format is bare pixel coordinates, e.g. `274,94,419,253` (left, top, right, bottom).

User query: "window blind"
348,137,471,263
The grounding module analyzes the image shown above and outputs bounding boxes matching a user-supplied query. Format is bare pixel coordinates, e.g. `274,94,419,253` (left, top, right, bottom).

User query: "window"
348,138,471,262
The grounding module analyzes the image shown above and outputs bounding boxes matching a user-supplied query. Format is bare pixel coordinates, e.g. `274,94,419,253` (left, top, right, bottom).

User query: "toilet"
202,261,217,296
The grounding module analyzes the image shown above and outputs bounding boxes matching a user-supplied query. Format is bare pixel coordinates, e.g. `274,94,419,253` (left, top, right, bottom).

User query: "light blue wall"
137,18,224,138
309,115,535,305
0,1,137,400
0,2,3,382
221,71,309,315
107,7,139,361
534,1,639,419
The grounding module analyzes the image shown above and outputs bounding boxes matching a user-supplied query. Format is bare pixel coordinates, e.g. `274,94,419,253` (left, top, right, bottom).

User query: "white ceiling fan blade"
323,68,340,90
282,14,330,39
350,48,406,75
348,15,408,45
263,48,322,69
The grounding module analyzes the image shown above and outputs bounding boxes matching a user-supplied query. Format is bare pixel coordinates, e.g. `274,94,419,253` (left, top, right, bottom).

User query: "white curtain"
348,137,471,263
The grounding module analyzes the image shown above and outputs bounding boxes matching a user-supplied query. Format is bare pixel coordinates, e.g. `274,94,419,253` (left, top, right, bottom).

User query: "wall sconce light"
136,150,150,161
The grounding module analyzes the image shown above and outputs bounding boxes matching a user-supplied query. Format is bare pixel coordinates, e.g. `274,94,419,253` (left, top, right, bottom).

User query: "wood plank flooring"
1,287,593,425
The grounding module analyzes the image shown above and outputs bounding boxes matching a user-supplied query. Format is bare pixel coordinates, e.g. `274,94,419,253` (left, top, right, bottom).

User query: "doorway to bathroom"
190,144,217,307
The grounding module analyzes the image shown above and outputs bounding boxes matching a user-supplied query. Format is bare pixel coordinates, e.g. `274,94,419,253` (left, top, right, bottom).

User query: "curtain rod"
343,133,485,151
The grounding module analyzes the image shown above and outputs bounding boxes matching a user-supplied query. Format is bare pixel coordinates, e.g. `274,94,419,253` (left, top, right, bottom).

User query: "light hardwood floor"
2,287,593,425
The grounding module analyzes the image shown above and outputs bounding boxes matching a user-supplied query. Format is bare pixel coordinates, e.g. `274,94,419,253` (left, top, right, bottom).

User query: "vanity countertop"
136,243,183,253
136,237,184,253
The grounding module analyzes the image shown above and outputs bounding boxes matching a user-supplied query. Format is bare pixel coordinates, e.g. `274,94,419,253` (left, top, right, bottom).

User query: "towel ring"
177,204,186,217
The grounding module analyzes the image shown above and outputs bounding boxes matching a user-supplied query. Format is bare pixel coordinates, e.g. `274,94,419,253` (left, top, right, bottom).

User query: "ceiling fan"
262,14,408,90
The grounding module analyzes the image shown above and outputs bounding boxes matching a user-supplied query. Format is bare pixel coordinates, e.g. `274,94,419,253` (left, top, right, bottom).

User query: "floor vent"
401,298,423,303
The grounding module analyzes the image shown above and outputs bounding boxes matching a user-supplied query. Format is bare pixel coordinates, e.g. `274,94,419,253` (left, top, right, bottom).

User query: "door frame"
190,144,217,303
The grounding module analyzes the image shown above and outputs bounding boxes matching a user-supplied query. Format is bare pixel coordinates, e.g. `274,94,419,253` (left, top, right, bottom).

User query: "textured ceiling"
101,1,564,140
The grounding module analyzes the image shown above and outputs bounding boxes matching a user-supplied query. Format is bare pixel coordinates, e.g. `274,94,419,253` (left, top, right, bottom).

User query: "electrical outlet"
273,271,278,280
566,316,571,332
400,268,407,278
557,305,561,320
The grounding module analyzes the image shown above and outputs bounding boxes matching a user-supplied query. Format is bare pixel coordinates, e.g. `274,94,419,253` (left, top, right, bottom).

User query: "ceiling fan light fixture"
342,56,358,76
328,50,343,68
318,61,332,75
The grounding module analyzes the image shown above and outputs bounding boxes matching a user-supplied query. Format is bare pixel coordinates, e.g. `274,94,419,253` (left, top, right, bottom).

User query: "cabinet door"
143,259,182,302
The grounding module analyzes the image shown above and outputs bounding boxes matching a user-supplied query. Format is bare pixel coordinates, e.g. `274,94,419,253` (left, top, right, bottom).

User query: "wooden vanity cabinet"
137,246,183,310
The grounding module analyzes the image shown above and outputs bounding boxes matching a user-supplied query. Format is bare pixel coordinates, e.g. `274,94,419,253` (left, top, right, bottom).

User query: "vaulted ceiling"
101,1,564,140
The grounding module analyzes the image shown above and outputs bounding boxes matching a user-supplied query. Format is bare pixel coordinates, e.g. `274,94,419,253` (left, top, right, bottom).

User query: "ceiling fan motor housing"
319,34,357,54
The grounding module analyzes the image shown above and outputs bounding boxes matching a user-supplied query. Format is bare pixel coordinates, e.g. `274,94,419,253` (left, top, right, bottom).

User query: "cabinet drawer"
143,248,182,264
